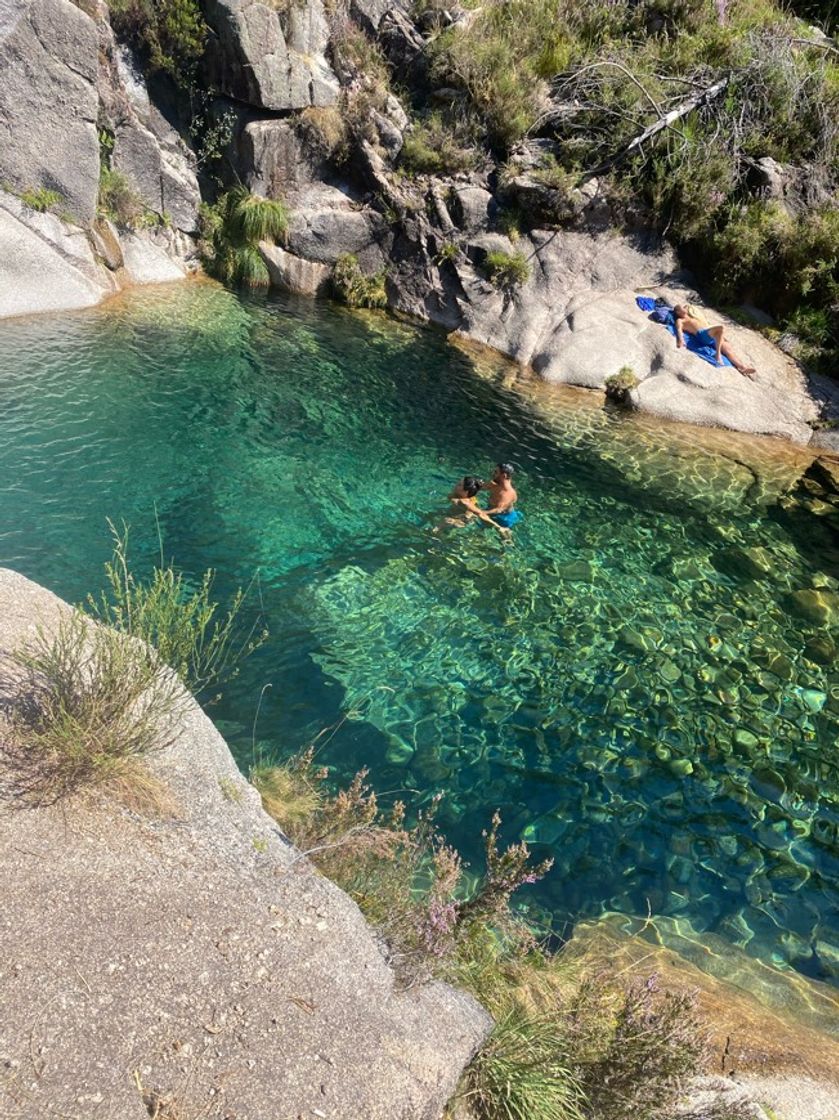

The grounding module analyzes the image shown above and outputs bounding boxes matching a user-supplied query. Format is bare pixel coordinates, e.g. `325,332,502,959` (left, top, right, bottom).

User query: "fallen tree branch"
579,73,732,179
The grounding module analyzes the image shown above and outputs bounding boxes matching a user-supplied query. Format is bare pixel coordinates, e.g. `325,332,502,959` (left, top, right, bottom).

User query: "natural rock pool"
2,283,838,991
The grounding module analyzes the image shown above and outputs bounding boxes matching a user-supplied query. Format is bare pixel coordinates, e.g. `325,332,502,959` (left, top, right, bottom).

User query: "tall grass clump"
485,250,531,289
98,166,145,227
199,186,290,288
466,1010,584,1120
87,520,268,701
400,113,479,176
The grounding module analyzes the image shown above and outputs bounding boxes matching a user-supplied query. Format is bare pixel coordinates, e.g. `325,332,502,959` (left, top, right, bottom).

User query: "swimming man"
673,306,757,378
481,463,521,531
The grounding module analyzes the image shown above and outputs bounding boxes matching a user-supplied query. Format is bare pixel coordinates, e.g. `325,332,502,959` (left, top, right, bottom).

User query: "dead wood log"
579,74,731,179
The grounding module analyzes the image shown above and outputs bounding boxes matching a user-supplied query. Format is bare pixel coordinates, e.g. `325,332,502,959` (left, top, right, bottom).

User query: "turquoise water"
2,283,839,985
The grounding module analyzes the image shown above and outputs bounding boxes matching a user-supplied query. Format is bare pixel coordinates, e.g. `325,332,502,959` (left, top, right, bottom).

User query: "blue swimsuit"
490,510,522,529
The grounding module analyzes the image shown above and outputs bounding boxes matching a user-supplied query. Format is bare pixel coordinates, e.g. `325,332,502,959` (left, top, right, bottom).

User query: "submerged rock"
786,588,839,625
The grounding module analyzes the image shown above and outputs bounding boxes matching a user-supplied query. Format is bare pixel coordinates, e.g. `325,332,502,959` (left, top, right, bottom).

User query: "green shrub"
570,976,710,1120
605,366,639,405
87,520,268,701
18,186,62,213
707,202,839,368
332,252,388,308
485,249,531,289
252,751,551,974
251,751,729,1120
109,0,208,82
98,166,144,227
401,113,478,176
466,1010,585,1120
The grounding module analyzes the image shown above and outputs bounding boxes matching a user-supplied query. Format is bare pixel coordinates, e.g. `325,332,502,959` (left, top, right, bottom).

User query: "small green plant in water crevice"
604,366,639,406
332,252,388,309
199,187,289,289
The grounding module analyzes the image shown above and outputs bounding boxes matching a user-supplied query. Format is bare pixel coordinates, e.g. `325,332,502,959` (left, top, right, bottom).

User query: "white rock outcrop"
0,193,113,317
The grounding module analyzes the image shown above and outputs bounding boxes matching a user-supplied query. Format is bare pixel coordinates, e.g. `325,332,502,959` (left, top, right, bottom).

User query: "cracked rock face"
0,0,100,222
109,47,201,233
203,0,339,111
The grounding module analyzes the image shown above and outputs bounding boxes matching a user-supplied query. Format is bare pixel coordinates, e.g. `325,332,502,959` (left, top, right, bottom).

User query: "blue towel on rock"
634,295,733,369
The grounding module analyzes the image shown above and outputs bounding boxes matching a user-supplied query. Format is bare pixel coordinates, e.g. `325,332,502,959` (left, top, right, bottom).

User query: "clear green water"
2,283,839,985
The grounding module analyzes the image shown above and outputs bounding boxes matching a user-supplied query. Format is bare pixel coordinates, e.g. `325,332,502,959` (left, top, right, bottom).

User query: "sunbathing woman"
673,306,757,378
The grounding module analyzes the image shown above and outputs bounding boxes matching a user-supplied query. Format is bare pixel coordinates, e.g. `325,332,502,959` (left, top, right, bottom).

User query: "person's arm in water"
470,506,512,537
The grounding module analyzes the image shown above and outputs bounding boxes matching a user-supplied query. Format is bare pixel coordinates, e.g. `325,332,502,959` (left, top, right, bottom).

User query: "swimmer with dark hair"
437,474,511,537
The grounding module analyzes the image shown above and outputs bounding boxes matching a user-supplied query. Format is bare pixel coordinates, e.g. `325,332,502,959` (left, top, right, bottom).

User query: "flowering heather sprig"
458,810,554,927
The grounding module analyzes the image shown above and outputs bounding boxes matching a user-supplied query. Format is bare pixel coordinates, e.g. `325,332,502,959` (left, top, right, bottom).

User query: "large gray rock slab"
350,0,410,32
203,0,339,110
237,118,328,198
286,183,389,271
106,43,200,232
0,0,100,223
454,228,818,442
0,191,112,317
0,569,491,1120
120,230,189,283
260,242,331,295
112,116,201,232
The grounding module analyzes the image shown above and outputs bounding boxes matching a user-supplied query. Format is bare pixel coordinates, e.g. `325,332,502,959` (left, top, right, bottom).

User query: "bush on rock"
332,252,388,308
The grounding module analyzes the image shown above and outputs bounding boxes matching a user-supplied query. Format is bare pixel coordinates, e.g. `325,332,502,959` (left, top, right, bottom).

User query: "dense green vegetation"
420,0,838,368
108,0,208,82
199,187,289,287
332,252,388,308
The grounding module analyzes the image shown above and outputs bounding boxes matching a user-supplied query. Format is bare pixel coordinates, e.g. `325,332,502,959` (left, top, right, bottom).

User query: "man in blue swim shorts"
481,462,521,532
673,305,757,378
